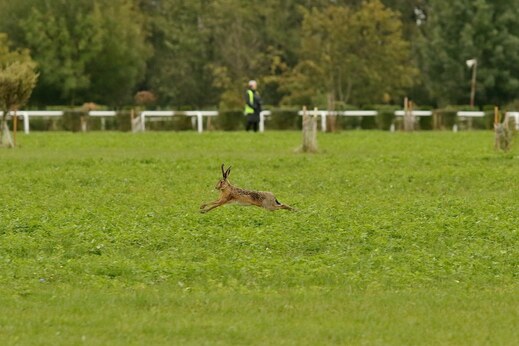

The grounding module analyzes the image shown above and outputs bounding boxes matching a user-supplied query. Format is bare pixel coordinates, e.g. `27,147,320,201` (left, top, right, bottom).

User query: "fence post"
23,112,29,134
141,112,146,131
259,111,265,133
320,111,327,132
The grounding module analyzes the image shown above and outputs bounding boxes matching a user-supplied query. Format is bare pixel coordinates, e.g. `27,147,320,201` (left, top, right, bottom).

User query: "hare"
200,164,294,213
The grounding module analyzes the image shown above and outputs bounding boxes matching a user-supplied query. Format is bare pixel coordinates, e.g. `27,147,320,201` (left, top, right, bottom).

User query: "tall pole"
470,60,477,108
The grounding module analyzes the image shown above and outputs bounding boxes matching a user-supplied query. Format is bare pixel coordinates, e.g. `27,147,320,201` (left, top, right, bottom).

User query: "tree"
141,0,216,108
22,1,103,104
86,0,151,105
419,0,519,106
205,0,271,109
282,1,416,113
20,0,149,106
0,34,38,147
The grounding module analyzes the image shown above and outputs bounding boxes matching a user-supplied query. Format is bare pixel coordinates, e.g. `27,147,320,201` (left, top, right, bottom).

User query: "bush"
215,110,244,131
268,108,299,130
437,105,489,130
371,105,399,130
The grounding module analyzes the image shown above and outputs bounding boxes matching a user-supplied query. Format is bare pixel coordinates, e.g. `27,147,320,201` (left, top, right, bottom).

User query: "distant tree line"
1,0,519,109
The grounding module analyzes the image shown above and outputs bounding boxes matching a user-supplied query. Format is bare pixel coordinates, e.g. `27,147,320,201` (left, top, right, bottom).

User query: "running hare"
200,164,294,213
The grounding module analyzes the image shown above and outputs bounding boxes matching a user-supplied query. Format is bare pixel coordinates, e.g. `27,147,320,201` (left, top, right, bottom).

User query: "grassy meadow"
0,131,518,345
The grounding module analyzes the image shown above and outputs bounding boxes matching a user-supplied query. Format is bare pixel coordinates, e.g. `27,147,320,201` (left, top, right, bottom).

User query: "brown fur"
200,164,294,213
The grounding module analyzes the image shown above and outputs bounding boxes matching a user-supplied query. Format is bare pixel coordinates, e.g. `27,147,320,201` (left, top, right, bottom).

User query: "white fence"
88,110,117,130
0,110,64,134
2,108,518,132
134,110,218,133
451,111,486,132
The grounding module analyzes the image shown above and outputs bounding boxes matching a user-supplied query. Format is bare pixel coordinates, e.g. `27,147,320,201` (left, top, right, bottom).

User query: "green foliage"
0,61,38,110
143,0,216,108
0,34,38,112
0,33,38,147
2,0,519,109
373,104,399,130
19,0,149,105
0,33,31,67
214,110,244,131
420,0,519,106
22,1,104,103
86,0,151,105
283,1,417,107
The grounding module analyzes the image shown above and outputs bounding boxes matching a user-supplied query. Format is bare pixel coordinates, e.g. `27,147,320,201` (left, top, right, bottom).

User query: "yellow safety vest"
244,89,254,115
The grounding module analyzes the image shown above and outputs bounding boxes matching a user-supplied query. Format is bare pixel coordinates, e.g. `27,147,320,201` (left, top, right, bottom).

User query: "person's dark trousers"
246,121,259,132
245,113,259,132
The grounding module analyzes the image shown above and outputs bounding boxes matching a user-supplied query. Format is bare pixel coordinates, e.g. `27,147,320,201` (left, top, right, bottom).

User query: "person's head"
248,80,257,90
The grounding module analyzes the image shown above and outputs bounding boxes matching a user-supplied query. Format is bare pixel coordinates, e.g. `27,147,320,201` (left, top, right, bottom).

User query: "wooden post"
130,108,135,132
494,106,500,125
207,116,212,132
433,111,439,130
80,115,87,132
13,109,17,147
404,97,407,131
409,100,414,130
470,61,477,108
404,97,414,132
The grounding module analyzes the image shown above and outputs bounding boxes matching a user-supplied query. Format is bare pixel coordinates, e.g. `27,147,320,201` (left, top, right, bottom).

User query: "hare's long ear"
221,164,226,177
225,166,231,178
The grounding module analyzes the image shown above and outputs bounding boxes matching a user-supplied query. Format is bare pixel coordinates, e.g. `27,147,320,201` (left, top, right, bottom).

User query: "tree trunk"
1,114,14,148
404,98,414,132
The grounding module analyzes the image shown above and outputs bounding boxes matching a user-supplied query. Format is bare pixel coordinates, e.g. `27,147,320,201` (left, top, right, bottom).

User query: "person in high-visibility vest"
244,80,262,132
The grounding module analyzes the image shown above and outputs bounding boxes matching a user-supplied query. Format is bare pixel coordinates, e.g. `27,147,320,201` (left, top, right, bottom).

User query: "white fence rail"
456,111,485,117
137,110,218,133
89,111,117,117
394,110,433,117
296,110,378,132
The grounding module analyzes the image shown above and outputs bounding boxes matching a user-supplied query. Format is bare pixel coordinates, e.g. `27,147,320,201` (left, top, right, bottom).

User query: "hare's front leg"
278,204,295,211
200,198,228,213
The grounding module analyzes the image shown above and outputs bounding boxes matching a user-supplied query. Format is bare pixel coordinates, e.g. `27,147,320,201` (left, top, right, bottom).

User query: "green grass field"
1,131,518,345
